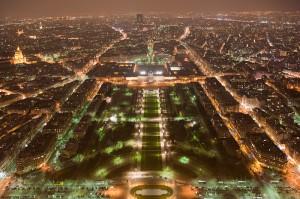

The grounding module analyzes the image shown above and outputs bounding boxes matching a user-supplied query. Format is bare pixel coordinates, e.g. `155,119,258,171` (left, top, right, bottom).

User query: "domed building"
12,46,27,64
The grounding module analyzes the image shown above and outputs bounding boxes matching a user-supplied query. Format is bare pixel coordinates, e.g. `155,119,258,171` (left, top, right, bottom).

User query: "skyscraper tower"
39,22,43,30
137,14,144,25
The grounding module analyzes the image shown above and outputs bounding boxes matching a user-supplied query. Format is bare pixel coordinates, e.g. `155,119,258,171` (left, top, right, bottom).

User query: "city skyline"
0,2,300,197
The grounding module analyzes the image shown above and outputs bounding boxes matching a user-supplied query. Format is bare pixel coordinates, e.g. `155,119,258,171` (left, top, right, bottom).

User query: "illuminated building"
241,95,263,110
247,133,287,171
12,46,27,65
16,133,57,174
17,29,24,35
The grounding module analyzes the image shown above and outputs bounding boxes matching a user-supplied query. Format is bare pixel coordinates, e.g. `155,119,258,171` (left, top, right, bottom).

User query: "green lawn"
144,96,159,104
144,97,158,101
141,123,162,171
141,91,163,171
141,151,162,171
144,104,159,110
144,110,159,118
144,95,159,118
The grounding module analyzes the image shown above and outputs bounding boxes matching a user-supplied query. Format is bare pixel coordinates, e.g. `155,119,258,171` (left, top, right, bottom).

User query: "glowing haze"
0,0,299,17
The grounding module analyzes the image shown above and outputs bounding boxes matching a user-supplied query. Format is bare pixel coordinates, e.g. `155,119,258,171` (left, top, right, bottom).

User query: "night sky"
0,0,299,17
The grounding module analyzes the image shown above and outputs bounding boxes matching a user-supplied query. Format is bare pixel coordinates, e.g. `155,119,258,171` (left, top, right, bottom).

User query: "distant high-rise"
137,14,144,25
